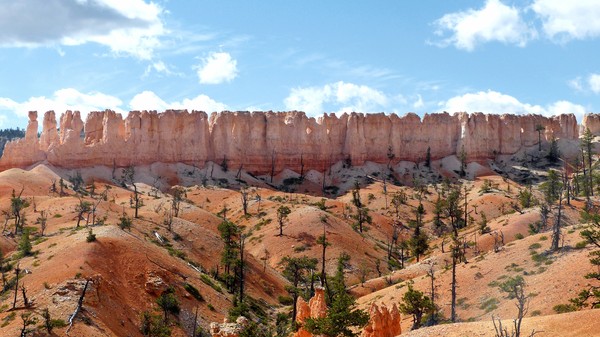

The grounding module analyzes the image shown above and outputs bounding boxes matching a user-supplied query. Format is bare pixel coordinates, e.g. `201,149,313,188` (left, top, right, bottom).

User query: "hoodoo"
0,110,580,173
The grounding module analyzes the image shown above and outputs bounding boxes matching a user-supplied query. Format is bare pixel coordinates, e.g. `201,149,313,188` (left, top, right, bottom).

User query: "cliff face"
0,110,582,173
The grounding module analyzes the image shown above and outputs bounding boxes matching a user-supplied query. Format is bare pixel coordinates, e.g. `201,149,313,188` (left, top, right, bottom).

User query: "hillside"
0,142,598,337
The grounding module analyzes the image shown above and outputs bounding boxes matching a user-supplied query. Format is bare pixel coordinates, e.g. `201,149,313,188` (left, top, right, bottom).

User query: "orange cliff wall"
0,110,581,174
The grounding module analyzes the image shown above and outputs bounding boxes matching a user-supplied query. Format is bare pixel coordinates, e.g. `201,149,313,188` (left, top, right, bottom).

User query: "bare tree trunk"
551,193,563,251
67,279,91,334
12,263,20,309
451,250,457,322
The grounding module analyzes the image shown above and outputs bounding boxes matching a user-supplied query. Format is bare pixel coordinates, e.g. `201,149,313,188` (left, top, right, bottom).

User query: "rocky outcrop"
361,303,401,337
583,113,600,136
292,287,328,337
0,110,583,173
209,317,248,337
291,288,401,337
0,111,45,169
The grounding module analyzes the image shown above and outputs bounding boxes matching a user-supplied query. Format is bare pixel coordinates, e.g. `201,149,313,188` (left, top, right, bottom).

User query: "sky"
1,0,600,129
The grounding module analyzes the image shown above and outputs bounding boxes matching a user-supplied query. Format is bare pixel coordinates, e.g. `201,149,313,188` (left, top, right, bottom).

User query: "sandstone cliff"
0,110,582,174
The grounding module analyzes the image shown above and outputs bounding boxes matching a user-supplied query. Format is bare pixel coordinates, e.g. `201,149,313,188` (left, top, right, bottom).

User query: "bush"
184,283,204,302
50,319,67,328
479,179,493,193
140,311,171,337
278,295,294,305
515,233,524,240
86,229,97,242
553,303,577,313
156,287,180,317
118,214,133,231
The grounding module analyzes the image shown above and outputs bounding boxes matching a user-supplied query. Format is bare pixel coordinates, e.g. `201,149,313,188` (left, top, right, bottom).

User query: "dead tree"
240,188,249,216
12,263,21,310
21,285,30,308
67,279,91,334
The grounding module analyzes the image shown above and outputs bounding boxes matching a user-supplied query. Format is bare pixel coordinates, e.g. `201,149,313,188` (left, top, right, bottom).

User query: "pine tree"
304,254,369,337
399,282,434,330
218,220,241,293
18,229,32,256
281,255,318,323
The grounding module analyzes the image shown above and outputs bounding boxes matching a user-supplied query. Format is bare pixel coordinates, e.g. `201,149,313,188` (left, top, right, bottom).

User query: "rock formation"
0,109,584,173
361,303,401,337
209,316,248,337
292,287,328,337
291,288,401,337
583,113,600,136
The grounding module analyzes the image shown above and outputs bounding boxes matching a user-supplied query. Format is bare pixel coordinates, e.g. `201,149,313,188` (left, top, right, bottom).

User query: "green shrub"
118,214,133,231
184,283,204,302
515,233,524,240
278,295,294,305
86,229,97,242
553,303,577,313
479,297,499,313
200,274,222,293
50,319,68,328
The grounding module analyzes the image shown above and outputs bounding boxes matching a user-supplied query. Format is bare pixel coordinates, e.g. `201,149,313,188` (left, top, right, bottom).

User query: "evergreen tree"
572,210,600,309
280,255,318,323
399,282,435,330
156,287,180,323
18,229,32,256
478,212,490,234
409,214,429,263
304,254,369,337
218,220,241,292
547,137,560,162
277,205,291,236
535,124,545,152
581,128,594,201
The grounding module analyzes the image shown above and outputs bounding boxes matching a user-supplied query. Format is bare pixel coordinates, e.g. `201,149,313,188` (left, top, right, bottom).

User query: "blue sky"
1,0,600,129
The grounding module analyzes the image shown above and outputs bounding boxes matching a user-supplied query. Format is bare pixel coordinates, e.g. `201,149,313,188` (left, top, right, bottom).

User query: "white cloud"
0,0,166,59
143,61,181,77
0,89,228,126
284,81,389,116
440,90,587,122
433,0,536,51
532,0,600,41
197,52,238,84
129,91,168,111
129,90,227,112
568,73,600,94
0,88,123,120
413,95,424,109
589,74,600,94
568,76,584,92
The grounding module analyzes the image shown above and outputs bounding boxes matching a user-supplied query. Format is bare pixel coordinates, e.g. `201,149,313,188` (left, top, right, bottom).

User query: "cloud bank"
0,0,166,59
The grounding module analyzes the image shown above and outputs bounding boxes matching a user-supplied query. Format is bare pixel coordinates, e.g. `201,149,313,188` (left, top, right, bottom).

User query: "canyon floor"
0,151,598,336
